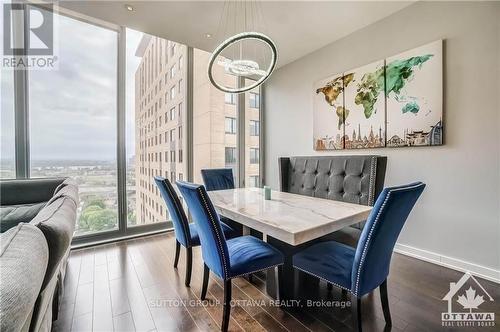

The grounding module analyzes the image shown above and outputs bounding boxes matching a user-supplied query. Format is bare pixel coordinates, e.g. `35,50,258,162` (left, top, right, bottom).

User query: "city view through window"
1,15,261,238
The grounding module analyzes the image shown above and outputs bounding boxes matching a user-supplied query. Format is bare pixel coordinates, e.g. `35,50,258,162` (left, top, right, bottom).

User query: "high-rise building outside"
134,35,260,226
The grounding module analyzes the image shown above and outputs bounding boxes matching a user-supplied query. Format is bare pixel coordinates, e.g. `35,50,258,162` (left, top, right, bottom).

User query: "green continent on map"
354,68,385,119
402,101,420,114
354,55,433,118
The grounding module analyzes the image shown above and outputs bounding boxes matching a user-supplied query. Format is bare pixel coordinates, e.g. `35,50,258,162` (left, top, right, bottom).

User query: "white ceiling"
58,1,413,68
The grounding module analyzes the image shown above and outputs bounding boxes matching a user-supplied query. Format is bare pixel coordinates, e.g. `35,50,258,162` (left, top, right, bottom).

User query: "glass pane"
127,30,187,227
193,48,238,184
29,11,118,236
1,69,15,179
245,79,260,187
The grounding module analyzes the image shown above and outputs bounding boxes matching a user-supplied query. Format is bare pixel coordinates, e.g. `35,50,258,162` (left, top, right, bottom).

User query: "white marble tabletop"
208,187,372,246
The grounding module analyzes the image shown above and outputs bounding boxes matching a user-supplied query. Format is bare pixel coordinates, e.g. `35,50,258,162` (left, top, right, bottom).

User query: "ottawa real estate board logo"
441,272,495,328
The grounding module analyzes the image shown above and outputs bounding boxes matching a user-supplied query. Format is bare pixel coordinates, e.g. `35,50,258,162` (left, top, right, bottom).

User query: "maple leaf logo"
457,286,485,312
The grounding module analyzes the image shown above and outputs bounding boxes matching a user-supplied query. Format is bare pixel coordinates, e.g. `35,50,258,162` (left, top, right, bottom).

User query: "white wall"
264,2,500,279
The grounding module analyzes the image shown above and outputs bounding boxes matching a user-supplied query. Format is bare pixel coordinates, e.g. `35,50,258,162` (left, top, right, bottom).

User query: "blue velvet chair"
176,181,284,332
154,176,235,287
201,168,235,191
201,168,244,236
292,182,426,331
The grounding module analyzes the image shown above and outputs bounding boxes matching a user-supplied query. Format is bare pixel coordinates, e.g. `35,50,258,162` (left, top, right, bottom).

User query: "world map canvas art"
313,40,443,150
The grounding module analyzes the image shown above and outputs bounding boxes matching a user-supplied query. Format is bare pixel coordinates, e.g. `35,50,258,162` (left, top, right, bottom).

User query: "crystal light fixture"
207,1,277,94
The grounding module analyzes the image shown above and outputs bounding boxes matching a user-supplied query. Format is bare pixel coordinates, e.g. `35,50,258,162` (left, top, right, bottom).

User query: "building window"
170,43,176,57
179,149,183,163
178,79,183,94
170,151,176,162
225,93,237,105
250,148,259,164
178,126,183,139
170,107,176,121
225,147,237,165
225,117,237,134
249,120,260,136
178,173,183,181
178,55,183,70
170,171,175,182
178,102,183,118
170,129,176,142
249,92,260,108
170,86,175,100
248,176,259,188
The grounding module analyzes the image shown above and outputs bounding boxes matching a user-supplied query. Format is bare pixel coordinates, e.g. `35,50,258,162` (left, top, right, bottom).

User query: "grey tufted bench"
278,155,387,247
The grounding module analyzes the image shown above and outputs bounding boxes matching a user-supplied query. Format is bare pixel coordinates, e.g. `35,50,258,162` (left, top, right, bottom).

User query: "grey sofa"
278,155,387,246
0,178,78,332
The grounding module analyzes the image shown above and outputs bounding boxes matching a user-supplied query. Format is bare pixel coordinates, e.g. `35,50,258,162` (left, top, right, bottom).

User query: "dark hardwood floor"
54,232,499,332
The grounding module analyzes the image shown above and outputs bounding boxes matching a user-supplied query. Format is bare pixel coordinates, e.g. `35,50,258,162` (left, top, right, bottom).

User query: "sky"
1,9,143,162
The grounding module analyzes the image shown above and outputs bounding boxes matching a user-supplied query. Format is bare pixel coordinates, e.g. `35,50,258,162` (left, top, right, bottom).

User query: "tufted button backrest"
279,155,387,229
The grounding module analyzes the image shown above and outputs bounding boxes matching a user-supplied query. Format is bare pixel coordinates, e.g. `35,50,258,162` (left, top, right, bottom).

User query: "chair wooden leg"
185,247,192,287
380,279,392,326
222,279,232,332
174,240,180,268
351,296,362,332
201,264,209,301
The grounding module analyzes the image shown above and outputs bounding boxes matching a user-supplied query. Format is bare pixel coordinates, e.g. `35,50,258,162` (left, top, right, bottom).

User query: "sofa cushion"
0,223,48,332
31,196,77,288
0,202,46,233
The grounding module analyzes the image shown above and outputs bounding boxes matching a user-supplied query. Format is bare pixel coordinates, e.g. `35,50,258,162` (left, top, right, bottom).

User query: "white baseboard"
394,243,500,284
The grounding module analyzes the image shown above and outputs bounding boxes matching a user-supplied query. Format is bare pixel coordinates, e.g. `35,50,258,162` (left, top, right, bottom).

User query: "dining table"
208,187,373,300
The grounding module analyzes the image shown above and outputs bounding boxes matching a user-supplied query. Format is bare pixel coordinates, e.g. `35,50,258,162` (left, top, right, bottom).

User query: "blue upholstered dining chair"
154,176,236,287
292,182,426,331
176,181,284,332
201,168,235,191
201,168,243,235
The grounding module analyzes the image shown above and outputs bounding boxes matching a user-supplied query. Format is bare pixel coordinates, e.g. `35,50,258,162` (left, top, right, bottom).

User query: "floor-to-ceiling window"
28,8,118,237
126,29,187,229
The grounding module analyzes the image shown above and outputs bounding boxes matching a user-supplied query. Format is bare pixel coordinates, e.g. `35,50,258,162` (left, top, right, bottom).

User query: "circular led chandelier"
207,1,278,94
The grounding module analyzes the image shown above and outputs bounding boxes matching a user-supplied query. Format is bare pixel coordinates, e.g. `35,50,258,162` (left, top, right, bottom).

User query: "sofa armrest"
0,178,66,206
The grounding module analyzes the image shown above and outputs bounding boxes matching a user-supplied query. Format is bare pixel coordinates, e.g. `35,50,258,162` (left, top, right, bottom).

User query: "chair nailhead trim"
198,187,229,280
293,265,351,292
353,183,424,296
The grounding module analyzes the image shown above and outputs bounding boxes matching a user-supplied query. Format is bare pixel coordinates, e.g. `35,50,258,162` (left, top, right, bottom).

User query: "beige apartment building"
135,35,260,225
